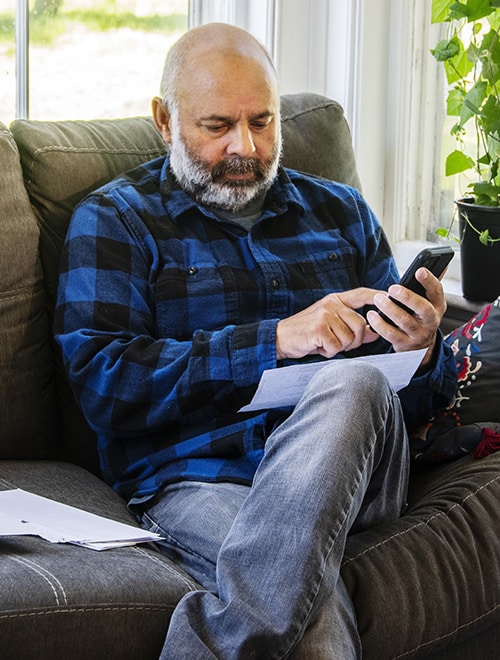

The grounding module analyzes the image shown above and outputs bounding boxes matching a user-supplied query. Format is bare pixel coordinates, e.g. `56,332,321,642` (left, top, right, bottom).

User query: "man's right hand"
276,288,381,360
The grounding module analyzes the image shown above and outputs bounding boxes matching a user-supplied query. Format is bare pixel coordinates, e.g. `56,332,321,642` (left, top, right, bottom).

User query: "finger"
369,299,439,354
371,292,413,326
368,294,420,339
414,268,447,316
336,287,387,310
362,324,381,344
317,309,371,356
318,321,357,357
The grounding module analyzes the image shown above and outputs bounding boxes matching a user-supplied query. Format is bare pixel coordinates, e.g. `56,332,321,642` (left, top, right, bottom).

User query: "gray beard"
169,128,281,213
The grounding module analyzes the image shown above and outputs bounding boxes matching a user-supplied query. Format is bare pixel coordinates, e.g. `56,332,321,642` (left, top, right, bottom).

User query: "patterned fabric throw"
410,296,500,464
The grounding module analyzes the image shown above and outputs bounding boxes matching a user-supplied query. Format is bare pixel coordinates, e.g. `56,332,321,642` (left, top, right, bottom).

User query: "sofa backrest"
6,92,360,473
0,124,58,460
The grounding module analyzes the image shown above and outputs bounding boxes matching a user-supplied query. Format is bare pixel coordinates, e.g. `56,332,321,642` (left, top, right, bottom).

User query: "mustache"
211,157,266,184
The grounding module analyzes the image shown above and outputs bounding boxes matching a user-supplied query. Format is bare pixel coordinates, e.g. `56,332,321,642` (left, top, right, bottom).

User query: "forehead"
177,52,279,118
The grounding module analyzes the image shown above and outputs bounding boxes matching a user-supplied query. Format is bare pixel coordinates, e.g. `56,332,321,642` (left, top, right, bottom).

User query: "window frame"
190,0,445,253
15,0,29,118
13,0,447,271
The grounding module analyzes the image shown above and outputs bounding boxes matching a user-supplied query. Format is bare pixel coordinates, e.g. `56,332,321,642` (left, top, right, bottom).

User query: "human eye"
200,118,230,135
251,116,273,131
204,124,227,134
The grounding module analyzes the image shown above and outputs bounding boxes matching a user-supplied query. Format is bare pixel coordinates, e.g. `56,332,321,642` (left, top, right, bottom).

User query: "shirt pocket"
153,263,239,338
295,245,360,294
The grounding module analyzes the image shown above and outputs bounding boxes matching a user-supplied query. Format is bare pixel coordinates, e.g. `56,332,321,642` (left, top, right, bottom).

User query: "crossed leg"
142,361,409,659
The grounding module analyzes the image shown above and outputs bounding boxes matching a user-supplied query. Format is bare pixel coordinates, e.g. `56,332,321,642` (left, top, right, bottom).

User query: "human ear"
152,97,172,144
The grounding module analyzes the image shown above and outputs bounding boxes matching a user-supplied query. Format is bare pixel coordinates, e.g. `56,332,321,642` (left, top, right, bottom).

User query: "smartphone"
398,245,455,297
366,245,455,325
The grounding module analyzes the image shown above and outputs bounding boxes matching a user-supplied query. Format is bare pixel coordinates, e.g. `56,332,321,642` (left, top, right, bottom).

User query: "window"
259,0,457,279
0,0,16,121
0,0,188,123
4,0,456,283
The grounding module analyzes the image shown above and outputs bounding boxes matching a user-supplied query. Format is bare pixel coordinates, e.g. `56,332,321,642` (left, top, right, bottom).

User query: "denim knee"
304,360,393,404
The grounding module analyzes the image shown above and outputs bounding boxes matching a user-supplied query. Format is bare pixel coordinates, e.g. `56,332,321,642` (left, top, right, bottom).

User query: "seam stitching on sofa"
281,101,338,123
0,489,193,595
31,145,165,157
0,284,44,302
341,473,500,566
23,146,165,193
393,601,500,658
0,604,172,620
0,127,14,141
0,478,18,489
9,557,68,606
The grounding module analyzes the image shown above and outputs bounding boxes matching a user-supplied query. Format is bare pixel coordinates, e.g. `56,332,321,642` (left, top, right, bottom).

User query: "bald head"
152,23,282,213
160,23,278,113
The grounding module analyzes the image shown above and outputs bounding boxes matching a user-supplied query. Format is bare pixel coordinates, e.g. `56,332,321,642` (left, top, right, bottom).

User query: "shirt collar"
160,154,306,225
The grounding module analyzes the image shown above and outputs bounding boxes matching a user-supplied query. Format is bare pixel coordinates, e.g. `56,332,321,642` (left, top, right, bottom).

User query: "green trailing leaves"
432,0,453,23
433,0,500,23
470,180,500,203
432,0,500,206
432,35,474,83
441,0,496,22
432,37,461,60
446,87,465,114
461,80,488,124
446,149,475,174
480,228,493,243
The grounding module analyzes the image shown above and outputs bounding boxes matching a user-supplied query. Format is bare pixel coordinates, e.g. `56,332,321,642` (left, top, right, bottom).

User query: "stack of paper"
0,488,162,551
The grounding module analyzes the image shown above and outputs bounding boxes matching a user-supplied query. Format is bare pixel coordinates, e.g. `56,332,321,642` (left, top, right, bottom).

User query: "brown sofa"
1,93,499,659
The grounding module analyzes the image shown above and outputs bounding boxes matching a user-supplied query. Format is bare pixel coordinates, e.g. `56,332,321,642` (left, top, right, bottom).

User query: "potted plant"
431,0,500,301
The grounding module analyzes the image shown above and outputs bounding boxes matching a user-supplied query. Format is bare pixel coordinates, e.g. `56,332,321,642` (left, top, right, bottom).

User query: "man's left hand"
365,267,447,368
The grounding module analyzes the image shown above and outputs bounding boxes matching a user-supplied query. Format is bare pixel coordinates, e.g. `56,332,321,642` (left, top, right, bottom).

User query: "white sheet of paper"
0,510,36,536
0,489,162,551
239,349,427,413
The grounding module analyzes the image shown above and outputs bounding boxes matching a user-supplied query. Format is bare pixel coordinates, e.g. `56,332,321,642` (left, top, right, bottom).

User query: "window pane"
435,115,459,239
2,0,188,123
0,1,15,124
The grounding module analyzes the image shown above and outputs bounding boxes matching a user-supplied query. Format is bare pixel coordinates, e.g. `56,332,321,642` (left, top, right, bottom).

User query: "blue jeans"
140,361,409,659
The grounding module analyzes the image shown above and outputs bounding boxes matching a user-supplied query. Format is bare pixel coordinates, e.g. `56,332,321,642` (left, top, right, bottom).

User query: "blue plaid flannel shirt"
54,156,457,502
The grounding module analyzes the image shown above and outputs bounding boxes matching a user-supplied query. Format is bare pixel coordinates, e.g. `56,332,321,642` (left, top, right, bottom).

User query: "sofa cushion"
9,93,361,473
10,116,167,473
342,451,500,658
0,123,58,460
0,460,197,660
280,93,361,188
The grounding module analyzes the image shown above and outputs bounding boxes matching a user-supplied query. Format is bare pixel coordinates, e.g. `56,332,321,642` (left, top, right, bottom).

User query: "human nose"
226,123,256,157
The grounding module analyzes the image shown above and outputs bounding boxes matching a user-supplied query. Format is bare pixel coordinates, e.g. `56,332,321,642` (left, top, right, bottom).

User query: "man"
55,23,457,659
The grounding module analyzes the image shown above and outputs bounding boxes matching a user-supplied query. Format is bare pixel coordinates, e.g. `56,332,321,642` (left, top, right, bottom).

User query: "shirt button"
187,266,198,275
271,278,280,289
328,253,338,261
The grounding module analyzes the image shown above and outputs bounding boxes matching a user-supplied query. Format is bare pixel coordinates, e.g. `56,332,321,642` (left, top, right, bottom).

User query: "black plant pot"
455,197,500,302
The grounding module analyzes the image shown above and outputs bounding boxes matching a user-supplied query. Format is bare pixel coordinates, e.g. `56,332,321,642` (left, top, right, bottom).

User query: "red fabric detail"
472,427,500,459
